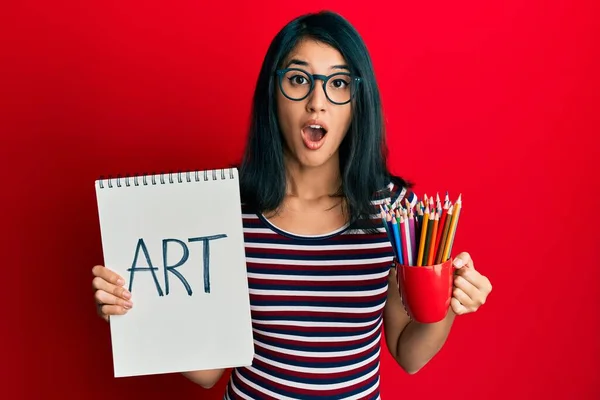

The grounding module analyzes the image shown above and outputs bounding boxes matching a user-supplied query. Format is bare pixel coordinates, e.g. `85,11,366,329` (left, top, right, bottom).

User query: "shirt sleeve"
387,181,418,210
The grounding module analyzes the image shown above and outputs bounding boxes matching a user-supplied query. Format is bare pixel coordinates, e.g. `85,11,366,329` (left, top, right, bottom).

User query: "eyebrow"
286,58,350,71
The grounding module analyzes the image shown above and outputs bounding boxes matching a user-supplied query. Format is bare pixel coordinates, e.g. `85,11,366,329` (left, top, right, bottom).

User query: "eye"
329,77,350,90
332,79,347,88
288,75,309,85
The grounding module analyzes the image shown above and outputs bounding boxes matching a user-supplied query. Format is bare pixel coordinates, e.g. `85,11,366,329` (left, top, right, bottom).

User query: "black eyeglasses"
275,68,361,105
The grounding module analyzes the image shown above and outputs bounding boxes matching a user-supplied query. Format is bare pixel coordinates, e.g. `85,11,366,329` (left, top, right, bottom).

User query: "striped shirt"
225,183,415,400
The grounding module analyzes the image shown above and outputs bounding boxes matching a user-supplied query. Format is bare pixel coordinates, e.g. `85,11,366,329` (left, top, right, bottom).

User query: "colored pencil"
386,212,396,254
442,194,462,261
380,205,394,254
434,199,450,262
401,209,412,266
416,204,430,266
407,207,416,265
380,205,389,231
398,215,409,266
392,216,404,265
415,202,423,245
435,204,453,264
427,210,440,266
422,209,435,266
381,192,463,268
445,194,462,260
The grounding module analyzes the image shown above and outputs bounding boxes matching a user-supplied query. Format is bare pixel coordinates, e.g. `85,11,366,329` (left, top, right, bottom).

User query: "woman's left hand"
451,252,492,315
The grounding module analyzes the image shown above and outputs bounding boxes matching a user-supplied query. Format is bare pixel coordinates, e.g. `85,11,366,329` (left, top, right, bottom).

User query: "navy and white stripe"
224,183,415,399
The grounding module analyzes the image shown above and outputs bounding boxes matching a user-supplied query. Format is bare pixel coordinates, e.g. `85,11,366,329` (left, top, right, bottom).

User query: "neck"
283,152,342,201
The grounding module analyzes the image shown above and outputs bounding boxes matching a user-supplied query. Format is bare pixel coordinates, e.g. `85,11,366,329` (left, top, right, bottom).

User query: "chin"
299,158,329,169
296,149,338,169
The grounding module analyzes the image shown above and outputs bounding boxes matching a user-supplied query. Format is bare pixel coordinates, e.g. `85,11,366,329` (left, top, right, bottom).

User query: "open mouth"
301,124,328,150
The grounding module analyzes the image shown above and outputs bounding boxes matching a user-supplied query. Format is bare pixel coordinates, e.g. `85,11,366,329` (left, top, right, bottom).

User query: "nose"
306,81,327,113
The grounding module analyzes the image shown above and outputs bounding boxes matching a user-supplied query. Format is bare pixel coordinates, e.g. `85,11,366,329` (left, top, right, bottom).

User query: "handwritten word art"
127,234,227,296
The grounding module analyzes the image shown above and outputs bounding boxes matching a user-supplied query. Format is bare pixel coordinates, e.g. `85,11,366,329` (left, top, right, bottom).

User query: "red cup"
396,258,454,323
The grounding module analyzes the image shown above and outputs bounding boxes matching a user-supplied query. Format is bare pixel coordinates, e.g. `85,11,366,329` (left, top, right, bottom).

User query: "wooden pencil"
416,204,430,266
392,216,404,265
400,215,410,266
442,194,462,261
386,212,397,258
435,204,453,264
415,203,422,245
422,209,435,266
445,194,463,260
434,200,450,263
400,208,410,266
407,207,416,265
427,210,440,265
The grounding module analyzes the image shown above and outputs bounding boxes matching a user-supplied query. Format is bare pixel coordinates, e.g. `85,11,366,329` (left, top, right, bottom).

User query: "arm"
383,269,455,374
181,369,226,389
383,252,492,374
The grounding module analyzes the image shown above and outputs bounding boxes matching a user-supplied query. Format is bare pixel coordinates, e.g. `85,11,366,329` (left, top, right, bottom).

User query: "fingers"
451,297,468,315
98,304,129,319
92,265,125,286
452,252,473,269
93,275,132,302
94,289,133,310
452,286,481,313
456,266,492,294
454,275,480,300
92,265,133,321
450,252,492,316
92,265,132,301
453,273,489,314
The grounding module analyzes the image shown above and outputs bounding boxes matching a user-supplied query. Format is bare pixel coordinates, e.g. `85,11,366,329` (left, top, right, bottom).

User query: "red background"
3,1,599,399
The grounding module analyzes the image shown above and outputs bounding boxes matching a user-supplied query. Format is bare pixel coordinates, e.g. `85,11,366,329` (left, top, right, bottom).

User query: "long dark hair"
239,10,410,227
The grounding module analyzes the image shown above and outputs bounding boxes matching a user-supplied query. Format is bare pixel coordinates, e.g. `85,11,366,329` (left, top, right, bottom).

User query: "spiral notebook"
95,168,253,378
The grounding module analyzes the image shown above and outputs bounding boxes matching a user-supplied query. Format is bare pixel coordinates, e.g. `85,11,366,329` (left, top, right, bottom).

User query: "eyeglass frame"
275,68,362,105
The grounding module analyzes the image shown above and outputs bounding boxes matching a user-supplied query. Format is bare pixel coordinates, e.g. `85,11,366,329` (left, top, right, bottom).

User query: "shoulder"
370,177,418,210
240,202,257,215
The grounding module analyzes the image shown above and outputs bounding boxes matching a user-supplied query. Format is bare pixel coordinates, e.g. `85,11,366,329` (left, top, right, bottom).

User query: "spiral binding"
97,168,236,189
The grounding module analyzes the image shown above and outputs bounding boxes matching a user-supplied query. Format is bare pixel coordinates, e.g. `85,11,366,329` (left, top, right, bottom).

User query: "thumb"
452,257,467,269
452,252,473,269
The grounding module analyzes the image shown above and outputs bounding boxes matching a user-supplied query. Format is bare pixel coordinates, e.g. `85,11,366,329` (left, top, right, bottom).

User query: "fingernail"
117,278,125,286
453,258,464,268
124,301,133,309
122,290,131,299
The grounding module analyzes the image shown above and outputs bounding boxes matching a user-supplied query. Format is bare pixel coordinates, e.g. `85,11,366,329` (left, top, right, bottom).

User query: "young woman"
91,10,492,399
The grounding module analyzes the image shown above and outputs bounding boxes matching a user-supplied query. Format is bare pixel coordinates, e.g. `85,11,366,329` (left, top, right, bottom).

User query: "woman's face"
276,39,353,169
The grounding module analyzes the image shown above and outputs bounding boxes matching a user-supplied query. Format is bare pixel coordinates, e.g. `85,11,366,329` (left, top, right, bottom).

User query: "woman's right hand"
92,265,133,322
